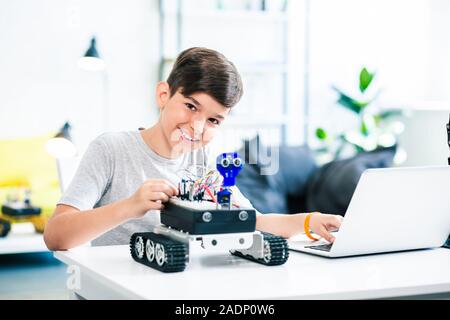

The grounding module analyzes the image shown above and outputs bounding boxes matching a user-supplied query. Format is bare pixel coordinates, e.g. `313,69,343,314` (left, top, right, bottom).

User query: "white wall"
426,0,450,103
306,0,429,145
0,0,160,150
1,0,448,166
300,0,450,165
397,109,449,166
397,0,450,165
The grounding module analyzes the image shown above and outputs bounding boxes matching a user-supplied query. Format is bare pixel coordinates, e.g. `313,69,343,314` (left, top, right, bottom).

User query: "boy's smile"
141,82,231,159
178,127,200,142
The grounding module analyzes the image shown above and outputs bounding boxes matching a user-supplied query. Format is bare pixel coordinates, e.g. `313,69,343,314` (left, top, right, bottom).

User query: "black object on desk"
447,113,450,165
444,114,450,249
161,200,256,235
1,204,41,217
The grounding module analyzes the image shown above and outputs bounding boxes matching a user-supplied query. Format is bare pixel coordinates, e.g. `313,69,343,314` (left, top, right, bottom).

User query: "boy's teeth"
179,128,198,142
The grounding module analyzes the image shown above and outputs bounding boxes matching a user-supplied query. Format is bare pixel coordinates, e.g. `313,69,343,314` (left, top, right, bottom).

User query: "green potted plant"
315,67,406,163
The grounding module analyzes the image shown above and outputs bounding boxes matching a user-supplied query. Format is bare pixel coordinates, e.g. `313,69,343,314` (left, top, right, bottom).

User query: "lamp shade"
78,37,105,71
54,122,72,140
84,37,100,58
45,122,77,158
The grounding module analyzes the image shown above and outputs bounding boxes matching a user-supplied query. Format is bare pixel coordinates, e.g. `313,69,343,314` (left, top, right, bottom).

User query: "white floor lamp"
78,36,109,133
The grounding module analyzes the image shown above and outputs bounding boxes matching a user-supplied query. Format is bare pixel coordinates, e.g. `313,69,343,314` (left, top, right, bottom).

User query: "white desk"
54,234,450,300
0,223,48,254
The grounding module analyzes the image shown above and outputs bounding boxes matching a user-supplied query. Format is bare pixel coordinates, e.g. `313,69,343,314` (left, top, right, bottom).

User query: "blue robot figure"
216,152,243,209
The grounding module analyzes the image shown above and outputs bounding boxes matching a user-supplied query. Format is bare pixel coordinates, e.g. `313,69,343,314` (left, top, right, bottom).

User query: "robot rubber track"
130,232,188,273
231,233,289,266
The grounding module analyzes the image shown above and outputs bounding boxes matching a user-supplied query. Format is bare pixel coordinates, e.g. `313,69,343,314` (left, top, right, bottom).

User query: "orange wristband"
304,213,320,241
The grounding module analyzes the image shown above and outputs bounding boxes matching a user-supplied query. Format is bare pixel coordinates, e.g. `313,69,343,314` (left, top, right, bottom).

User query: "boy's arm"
256,212,343,243
44,179,178,251
231,186,343,242
256,213,306,239
44,200,135,251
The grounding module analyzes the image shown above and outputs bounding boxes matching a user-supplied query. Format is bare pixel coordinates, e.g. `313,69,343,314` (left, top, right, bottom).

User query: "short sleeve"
57,135,113,211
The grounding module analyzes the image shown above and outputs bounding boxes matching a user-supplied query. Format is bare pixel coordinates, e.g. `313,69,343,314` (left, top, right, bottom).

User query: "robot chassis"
130,152,289,272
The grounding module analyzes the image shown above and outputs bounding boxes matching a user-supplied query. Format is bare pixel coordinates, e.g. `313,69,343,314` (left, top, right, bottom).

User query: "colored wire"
205,186,217,203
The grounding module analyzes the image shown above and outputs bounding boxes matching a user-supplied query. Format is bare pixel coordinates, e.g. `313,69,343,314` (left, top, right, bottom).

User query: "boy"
44,47,342,251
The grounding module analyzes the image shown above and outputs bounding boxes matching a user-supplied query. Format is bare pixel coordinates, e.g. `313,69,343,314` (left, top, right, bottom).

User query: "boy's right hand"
126,179,178,218
308,213,343,243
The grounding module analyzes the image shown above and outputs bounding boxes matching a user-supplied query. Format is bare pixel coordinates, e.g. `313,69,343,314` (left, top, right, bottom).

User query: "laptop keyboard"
305,243,333,252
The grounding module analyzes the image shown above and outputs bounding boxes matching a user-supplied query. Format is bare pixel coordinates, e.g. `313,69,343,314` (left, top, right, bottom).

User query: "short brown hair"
166,47,243,108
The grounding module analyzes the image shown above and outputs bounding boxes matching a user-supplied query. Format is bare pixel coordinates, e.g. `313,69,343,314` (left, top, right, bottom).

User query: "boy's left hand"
308,213,344,243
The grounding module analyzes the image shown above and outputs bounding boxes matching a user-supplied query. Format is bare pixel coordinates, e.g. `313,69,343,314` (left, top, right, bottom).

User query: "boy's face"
156,82,231,156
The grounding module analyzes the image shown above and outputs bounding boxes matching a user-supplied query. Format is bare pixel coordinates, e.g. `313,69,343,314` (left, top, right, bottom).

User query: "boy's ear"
156,82,170,109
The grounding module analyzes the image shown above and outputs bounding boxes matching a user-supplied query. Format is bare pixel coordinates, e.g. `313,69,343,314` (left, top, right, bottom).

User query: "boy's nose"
191,119,205,138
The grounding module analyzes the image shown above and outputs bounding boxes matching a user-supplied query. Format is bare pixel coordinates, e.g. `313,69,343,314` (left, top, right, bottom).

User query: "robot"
129,152,289,272
0,189,45,237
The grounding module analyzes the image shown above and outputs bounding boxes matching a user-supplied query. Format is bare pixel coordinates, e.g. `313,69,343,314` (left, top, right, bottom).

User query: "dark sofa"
235,136,396,216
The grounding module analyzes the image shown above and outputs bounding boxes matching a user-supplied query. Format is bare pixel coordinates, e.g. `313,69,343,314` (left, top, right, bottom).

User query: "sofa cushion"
273,146,318,198
236,136,318,213
305,146,397,216
235,162,287,213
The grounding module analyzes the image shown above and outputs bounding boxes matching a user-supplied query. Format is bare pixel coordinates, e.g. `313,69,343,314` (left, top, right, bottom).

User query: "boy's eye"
185,103,197,111
209,118,220,125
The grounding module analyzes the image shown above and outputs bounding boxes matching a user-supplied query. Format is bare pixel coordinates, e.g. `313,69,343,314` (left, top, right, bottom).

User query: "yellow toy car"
0,190,46,237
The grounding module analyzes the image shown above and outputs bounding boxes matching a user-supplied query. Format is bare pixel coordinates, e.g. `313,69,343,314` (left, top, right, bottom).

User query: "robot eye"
221,158,230,167
233,157,242,167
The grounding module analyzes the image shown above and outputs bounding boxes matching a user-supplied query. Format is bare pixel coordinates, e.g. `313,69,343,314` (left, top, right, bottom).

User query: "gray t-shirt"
58,130,254,246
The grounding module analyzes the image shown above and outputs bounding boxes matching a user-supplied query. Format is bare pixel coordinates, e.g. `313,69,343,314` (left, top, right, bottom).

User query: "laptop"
289,166,450,257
